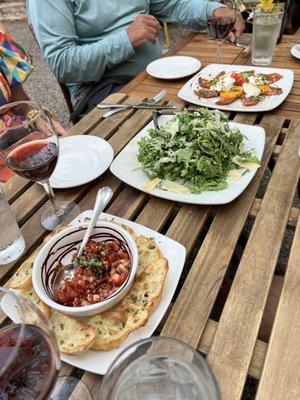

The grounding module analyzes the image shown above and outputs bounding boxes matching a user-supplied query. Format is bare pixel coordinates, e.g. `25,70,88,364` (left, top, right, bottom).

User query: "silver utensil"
52,187,113,293
102,89,168,118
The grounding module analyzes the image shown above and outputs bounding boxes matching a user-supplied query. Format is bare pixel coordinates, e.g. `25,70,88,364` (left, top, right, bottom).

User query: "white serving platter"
178,64,294,112
146,56,201,80
2,211,186,375
50,136,114,189
110,115,265,205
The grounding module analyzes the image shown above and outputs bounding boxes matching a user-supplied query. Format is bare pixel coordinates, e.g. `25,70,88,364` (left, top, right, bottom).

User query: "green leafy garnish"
137,109,259,194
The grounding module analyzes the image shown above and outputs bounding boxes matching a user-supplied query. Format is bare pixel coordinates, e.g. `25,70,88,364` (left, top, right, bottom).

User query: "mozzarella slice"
232,156,260,171
160,180,189,194
242,83,261,98
143,178,161,192
227,168,247,181
167,119,179,138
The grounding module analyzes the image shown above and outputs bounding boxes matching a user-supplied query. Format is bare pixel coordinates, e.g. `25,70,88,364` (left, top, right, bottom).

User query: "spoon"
52,187,113,293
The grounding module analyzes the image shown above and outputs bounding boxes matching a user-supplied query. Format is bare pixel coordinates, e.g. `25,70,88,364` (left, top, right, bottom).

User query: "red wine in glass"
0,324,58,400
207,17,235,41
6,137,58,182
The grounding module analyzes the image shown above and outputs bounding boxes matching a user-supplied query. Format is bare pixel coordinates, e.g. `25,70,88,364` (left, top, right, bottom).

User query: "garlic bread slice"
50,311,96,355
19,287,50,318
135,236,163,275
89,308,129,351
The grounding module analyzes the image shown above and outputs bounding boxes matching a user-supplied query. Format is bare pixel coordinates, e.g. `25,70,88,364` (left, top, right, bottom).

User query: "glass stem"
216,41,222,64
43,182,64,216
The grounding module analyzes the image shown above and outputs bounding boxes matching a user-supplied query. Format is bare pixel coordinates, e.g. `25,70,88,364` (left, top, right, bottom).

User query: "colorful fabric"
0,30,33,107
0,31,33,89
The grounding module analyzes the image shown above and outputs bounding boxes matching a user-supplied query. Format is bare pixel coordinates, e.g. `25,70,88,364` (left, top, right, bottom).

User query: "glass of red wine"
206,0,237,63
0,287,91,400
0,101,80,231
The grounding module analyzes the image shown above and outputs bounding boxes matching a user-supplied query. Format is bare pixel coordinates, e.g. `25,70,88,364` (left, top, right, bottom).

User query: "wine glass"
0,101,80,231
206,0,237,63
99,336,221,400
0,287,91,400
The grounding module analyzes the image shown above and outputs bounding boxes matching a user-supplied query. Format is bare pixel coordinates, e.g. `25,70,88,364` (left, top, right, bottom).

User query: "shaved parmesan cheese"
232,156,260,171
166,119,179,138
160,180,189,194
227,168,247,181
143,178,161,192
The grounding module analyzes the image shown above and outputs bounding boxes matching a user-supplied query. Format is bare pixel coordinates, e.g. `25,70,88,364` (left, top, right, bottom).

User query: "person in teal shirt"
27,0,244,121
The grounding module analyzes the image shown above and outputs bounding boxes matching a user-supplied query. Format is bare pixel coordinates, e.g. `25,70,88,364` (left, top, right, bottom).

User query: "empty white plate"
146,56,201,79
50,136,114,189
291,45,300,60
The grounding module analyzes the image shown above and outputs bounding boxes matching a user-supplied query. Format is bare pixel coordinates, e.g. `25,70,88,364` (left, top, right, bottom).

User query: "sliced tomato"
242,95,260,107
265,73,283,84
199,78,211,89
231,72,246,86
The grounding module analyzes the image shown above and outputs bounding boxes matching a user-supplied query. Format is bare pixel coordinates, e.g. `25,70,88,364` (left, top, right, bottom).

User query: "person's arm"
149,0,223,26
27,0,135,84
149,0,244,38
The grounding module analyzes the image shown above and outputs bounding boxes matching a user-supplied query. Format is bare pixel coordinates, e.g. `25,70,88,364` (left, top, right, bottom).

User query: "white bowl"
32,221,138,317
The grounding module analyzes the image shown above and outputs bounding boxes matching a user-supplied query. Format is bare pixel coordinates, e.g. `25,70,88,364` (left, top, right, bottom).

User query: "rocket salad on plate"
137,109,260,194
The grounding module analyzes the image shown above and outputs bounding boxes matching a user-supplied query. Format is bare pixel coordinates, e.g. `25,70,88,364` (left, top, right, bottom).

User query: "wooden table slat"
255,216,300,400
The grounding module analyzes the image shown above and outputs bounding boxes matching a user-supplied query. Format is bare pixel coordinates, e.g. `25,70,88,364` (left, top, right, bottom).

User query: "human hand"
213,7,245,42
126,14,161,48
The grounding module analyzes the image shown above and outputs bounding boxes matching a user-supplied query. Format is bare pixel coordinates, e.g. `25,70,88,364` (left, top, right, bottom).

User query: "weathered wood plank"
256,216,300,400
207,119,300,400
249,198,299,227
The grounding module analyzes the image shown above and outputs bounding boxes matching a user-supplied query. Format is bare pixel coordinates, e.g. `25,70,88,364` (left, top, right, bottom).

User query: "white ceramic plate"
178,64,294,112
2,211,186,375
49,136,114,189
110,115,265,205
291,45,300,60
146,56,201,80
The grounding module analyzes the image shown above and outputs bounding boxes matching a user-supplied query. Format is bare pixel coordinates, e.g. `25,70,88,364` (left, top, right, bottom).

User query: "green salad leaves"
137,109,260,194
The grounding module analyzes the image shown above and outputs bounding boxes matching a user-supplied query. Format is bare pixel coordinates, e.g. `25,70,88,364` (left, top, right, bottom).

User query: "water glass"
99,336,221,400
0,186,25,265
251,9,283,66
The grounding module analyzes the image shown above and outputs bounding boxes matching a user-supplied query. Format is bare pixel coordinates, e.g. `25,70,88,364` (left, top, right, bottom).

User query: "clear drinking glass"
0,101,80,231
251,9,283,65
0,185,25,264
99,336,221,400
0,287,91,400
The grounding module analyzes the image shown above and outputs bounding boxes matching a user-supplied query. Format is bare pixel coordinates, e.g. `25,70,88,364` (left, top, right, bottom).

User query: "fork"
102,89,168,118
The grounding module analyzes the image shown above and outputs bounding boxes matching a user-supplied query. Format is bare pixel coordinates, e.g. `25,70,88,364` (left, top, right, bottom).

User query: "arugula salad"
137,109,260,194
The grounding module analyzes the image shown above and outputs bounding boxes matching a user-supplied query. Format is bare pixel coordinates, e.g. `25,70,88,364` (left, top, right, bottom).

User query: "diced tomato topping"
54,239,131,307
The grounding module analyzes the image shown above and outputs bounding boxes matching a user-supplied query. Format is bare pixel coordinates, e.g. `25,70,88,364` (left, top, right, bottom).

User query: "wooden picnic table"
2,33,300,399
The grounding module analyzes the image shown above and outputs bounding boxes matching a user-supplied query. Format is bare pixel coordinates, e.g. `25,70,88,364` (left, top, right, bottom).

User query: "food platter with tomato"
178,64,294,112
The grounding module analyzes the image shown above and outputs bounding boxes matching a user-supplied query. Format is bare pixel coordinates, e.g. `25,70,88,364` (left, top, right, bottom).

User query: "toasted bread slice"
9,251,38,290
135,236,163,275
50,311,96,355
19,287,50,318
109,220,136,239
123,258,168,315
89,308,130,351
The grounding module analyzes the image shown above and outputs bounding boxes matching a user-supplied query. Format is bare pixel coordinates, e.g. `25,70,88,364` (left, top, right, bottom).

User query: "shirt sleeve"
27,0,135,84
149,0,224,28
